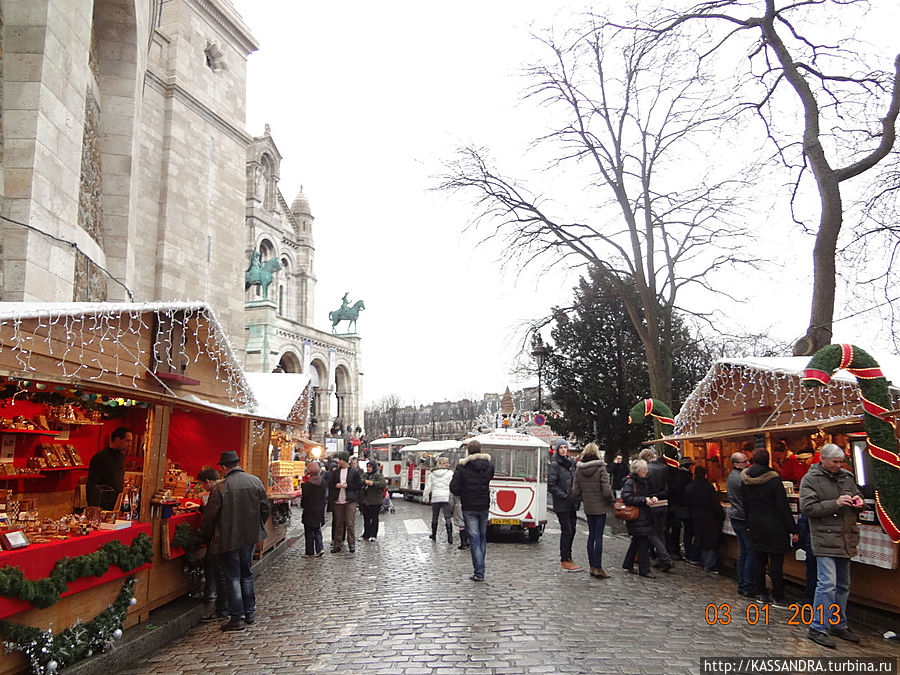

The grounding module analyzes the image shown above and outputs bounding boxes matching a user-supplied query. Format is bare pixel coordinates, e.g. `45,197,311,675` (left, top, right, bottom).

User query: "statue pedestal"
246,300,276,310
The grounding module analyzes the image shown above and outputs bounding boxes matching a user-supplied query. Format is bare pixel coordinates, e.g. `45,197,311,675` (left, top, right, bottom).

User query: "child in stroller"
380,488,395,514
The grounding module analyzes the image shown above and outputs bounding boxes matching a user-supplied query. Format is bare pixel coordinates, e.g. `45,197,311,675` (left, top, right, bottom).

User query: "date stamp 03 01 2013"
705,603,844,627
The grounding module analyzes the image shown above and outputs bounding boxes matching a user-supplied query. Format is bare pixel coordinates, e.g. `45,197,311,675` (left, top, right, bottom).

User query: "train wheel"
527,527,542,543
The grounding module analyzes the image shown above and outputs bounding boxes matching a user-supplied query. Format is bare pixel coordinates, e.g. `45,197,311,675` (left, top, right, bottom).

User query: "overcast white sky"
231,0,899,407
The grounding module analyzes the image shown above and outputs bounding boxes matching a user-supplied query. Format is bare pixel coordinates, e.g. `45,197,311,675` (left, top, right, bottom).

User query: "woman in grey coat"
572,443,615,578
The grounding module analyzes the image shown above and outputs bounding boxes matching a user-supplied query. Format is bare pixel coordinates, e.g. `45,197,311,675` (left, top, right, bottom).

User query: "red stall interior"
165,408,246,485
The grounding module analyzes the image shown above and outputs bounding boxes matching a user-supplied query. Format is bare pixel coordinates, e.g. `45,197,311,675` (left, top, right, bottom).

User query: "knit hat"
678,455,694,467
554,439,569,451
338,451,350,462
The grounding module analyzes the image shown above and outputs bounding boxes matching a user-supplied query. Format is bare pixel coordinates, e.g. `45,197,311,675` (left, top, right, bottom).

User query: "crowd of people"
193,437,866,646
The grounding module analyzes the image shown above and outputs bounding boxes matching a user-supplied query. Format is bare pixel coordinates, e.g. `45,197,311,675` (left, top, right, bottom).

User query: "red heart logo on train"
496,490,516,512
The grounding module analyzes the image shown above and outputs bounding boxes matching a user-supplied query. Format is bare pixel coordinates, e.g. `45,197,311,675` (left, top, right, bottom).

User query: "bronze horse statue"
329,299,365,333
245,249,283,300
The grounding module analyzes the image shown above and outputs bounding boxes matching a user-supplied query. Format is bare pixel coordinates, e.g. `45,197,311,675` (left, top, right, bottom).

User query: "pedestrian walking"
572,442,614,578
449,440,494,581
683,466,725,573
450,490,468,549
196,466,227,623
639,448,673,572
548,439,582,572
328,451,362,553
359,460,387,541
621,458,656,578
610,453,629,498
201,450,270,632
795,513,817,604
800,443,865,648
424,456,454,543
726,449,756,597
741,448,798,605
300,461,326,556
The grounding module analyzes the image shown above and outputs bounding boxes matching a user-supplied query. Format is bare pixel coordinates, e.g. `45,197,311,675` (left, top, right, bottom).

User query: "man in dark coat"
328,451,362,553
548,439,582,571
300,461,327,556
86,426,133,509
640,449,673,572
621,459,656,577
800,444,864,647
741,448,798,607
449,440,494,581
610,454,629,494
683,466,725,573
668,456,693,559
202,450,271,632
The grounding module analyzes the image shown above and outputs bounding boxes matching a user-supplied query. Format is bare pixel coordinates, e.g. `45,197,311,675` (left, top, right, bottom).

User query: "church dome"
291,187,312,217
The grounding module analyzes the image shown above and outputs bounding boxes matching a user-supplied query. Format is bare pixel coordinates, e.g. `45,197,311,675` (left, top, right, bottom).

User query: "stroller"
380,488,395,514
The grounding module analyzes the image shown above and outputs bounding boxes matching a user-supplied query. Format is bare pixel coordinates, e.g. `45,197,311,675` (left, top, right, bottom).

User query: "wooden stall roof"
674,355,900,438
645,415,863,445
0,302,256,412
243,372,311,423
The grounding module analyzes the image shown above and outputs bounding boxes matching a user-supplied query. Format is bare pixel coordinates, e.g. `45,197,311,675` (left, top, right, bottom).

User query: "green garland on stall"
0,576,136,674
0,533,151,609
628,398,680,467
171,522,202,557
802,343,900,543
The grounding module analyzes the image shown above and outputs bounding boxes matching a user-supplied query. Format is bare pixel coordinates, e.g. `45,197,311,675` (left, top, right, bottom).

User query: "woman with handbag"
620,458,658,578
573,443,615,578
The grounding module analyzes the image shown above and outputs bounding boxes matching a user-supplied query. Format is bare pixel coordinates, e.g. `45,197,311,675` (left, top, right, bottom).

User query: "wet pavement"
123,499,900,674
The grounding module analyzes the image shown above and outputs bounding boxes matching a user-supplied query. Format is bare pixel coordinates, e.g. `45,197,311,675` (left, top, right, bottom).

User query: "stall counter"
0,521,152,619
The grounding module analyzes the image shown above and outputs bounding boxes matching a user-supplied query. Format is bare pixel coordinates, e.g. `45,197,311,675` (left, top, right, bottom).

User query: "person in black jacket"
328,452,362,553
668,456,693,559
683,466,725,573
610,454,629,496
742,448,798,605
300,461,327,557
639,448,673,572
621,459,657,578
548,439,582,572
449,440,494,581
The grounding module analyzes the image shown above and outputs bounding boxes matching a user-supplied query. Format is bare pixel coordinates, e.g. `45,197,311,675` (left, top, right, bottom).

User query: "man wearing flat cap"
328,451,362,553
202,450,270,632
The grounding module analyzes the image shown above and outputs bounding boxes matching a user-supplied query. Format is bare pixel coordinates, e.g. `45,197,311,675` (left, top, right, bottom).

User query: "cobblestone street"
125,500,900,674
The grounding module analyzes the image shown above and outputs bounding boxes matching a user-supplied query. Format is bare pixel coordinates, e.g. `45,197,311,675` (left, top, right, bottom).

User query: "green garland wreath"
802,344,900,542
628,398,679,467
171,522,202,557
0,576,136,674
0,533,151,609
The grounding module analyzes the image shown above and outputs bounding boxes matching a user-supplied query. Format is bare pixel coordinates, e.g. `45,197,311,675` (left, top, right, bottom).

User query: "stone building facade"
0,0,363,434
243,130,363,438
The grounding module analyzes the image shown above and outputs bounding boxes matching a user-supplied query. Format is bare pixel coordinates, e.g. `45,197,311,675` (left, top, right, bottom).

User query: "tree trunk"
801,182,842,354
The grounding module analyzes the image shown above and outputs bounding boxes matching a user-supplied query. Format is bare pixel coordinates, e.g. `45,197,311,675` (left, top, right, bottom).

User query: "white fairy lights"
674,358,900,436
0,302,256,409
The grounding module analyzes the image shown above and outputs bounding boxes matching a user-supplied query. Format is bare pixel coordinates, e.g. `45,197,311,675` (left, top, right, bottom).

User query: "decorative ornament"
128,597,137,607
0,576,135,674
628,398,679,467
802,344,900,543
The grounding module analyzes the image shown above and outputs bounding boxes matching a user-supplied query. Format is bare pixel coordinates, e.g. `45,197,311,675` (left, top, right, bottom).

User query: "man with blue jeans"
726,451,756,597
800,444,864,648
450,440,494,581
202,450,270,632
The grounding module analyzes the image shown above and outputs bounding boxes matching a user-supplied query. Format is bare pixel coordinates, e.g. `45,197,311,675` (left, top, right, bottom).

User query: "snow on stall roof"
244,372,310,421
369,437,419,446
404,440,463,452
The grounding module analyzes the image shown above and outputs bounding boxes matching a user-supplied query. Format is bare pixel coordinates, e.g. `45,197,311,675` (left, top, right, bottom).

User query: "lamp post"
530,334,550,413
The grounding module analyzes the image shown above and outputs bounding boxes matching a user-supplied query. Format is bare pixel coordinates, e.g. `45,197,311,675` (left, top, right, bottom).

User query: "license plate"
490,518,520,526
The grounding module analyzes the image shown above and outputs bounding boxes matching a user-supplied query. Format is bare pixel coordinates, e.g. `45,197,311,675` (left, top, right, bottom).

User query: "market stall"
0,302,262,674
669,355,900,611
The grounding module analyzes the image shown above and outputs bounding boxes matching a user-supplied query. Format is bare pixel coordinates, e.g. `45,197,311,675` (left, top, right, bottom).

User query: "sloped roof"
244,372,311,421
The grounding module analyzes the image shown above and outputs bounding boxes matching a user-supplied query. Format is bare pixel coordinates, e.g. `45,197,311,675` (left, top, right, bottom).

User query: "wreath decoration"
802,344,900,543
0,533,151,609
0,576,136,674
628,398,679,467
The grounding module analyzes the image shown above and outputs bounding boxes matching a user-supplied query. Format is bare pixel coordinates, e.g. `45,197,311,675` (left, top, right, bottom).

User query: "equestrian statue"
244,248,283,301
329,292,365,333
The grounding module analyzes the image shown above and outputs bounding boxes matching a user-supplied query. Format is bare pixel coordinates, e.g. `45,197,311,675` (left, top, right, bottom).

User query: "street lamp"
530,334,550,413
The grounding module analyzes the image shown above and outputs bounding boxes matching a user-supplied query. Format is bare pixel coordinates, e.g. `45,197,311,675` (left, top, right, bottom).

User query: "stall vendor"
87,426,133,509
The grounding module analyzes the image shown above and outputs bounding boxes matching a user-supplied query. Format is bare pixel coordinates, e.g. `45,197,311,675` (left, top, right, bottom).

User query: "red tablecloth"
0,521,153,619
165,511,202,559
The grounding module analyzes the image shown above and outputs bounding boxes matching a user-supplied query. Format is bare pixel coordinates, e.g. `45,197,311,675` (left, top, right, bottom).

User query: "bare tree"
439,19,754,404
625,0,900,355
